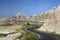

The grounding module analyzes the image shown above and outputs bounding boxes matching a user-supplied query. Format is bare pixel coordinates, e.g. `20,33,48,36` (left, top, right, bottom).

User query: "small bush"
27,22,30,25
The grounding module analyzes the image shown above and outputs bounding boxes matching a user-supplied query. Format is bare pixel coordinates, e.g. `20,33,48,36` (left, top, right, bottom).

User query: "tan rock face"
38,5,60,34
1,14,41,22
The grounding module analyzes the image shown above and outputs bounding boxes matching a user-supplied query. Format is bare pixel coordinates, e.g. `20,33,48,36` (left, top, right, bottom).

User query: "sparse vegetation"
20,24,38,40
23,32,38,40
57,37,60,40
0,22,38,40
0,23,13,26
51,31,55,34
0,34,7,38
0,21,59,40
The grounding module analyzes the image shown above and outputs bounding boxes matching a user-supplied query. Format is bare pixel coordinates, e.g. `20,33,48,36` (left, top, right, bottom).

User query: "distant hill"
0,5,60,34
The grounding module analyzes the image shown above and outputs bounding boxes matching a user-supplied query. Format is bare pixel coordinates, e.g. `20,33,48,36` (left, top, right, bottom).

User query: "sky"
0,0,60,18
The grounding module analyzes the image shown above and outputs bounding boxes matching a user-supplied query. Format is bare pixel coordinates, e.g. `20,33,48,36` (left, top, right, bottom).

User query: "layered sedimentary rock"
38,5,60,34
0,13,41,24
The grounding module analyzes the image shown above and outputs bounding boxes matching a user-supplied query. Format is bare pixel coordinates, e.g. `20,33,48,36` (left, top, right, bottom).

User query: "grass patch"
23,32,38,40
0,34,7,38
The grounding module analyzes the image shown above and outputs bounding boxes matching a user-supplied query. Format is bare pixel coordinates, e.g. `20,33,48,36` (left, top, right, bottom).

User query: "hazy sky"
0,0,60,18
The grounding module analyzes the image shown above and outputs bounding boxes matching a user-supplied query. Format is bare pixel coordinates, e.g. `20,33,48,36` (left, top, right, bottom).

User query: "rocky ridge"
0,5,60,34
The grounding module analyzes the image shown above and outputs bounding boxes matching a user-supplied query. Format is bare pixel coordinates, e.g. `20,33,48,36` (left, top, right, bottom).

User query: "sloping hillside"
38,5,60,34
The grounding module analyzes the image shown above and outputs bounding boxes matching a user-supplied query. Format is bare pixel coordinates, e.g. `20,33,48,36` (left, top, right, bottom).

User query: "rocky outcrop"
0,29,16,34
0,33,22,40
0,13,41,24
38,5,60,34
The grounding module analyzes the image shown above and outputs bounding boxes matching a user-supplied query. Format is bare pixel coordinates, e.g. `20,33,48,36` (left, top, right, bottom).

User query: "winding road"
27,25,60,40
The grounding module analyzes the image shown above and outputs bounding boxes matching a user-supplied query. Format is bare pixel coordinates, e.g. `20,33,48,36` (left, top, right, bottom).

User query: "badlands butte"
0,5,60,34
